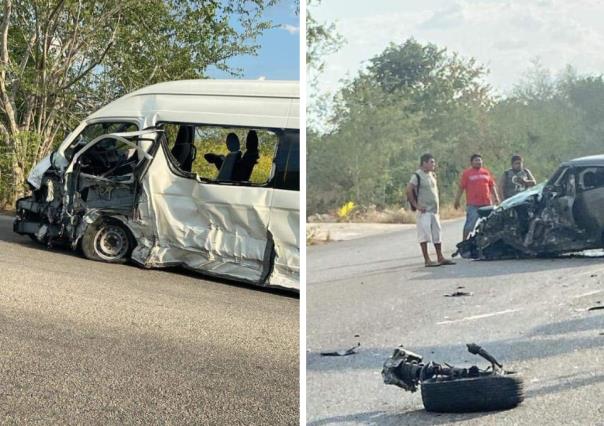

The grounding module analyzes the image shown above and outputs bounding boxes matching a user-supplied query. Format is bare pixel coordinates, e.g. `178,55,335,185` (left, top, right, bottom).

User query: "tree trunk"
11,154,25,205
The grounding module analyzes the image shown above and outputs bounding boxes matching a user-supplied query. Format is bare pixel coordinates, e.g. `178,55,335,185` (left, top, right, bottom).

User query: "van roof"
127,79,299,98
88,79,299,129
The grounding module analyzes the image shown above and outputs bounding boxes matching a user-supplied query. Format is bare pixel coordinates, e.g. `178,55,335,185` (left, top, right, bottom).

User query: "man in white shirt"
406,153,455,267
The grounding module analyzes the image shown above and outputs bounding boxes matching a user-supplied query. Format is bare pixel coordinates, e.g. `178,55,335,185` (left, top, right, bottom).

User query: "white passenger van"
15,80,300,291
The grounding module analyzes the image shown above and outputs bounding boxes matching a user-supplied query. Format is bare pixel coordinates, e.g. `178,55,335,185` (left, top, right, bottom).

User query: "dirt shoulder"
307,222,414,244
307,218,464,245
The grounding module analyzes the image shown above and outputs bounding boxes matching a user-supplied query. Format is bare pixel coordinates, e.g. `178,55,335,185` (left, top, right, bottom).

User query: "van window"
273,131,299,191
65,122,138,161
162,123,278,184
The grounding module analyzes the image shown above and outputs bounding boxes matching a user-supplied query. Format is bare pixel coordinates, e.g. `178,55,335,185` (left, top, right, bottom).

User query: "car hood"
498,182,546,210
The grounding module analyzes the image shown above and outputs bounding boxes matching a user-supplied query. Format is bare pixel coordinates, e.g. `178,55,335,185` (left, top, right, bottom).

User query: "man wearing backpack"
406,153,456,267
498,154,536,200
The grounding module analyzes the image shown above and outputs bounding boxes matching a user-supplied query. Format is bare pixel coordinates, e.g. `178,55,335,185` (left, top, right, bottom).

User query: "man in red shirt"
454,154,500,240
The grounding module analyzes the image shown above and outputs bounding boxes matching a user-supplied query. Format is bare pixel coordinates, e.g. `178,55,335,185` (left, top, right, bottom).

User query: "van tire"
81,218,133,264
420,374,524,413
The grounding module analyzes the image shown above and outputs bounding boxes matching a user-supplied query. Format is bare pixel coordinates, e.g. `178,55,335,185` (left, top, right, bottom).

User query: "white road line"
572,290,602,299
437,308,521,325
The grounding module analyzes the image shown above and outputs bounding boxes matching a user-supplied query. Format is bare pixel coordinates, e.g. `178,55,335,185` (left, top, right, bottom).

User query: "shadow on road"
0,215,297,298
308,408,495,425
311,255,417,274
307,314,604,374
411,257,604,281
526,372,604,399
528,315,604,337
308,372,604,425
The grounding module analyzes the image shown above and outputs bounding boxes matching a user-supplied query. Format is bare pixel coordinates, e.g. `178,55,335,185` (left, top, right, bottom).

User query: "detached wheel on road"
421,374,524,413
81,218,134,264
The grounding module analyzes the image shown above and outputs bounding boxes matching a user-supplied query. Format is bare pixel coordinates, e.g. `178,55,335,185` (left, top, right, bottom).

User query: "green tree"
0,0,277,206
307,38,494,213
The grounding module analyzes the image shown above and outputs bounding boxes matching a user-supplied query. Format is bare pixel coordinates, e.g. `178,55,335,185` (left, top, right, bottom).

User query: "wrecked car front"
456,157,604,259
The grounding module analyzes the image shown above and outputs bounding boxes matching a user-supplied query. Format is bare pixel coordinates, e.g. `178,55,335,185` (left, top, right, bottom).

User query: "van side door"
267,130,300,290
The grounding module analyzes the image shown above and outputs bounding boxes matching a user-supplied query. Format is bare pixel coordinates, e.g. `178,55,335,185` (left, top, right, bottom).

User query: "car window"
65,122,138,161
162,123,278,184
578,167,604,190
273,131,299,191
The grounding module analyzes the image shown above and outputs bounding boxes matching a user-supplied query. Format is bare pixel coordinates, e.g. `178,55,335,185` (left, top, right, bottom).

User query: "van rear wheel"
81,219,133,264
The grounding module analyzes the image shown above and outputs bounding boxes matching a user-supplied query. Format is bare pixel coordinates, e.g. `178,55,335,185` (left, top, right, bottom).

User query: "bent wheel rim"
93,224,129,261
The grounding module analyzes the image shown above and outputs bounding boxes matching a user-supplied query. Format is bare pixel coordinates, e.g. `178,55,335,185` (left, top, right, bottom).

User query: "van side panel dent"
131,147,272,283
267,189,300,290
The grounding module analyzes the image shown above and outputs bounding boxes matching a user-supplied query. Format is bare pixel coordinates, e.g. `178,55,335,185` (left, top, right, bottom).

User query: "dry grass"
356,207,416,224
308,203,465,225
306,225,331,246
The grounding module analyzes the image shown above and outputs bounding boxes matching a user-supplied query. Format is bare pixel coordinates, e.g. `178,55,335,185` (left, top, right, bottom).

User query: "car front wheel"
81,218,133,264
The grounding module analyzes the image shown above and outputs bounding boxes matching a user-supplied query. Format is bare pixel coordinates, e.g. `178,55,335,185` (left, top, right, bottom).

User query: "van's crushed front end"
15,155,67,244
14,130,153,249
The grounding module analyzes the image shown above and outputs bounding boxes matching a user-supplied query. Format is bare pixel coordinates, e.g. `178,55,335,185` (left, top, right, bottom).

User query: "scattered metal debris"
320,342,360,357
444,291,473,297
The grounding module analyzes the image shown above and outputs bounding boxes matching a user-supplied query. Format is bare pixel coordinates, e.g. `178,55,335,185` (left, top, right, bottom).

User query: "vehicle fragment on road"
320,343,360,357
444,291,473,297
382,343,524,412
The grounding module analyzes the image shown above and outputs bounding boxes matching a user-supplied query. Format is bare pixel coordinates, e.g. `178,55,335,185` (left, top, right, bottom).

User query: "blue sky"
312,0,604,95
207,1,300,80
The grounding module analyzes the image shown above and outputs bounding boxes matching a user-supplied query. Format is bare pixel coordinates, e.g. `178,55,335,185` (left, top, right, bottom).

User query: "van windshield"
65,122,138,161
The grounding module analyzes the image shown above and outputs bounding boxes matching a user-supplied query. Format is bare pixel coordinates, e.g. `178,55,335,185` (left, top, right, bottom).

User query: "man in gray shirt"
406,153,455,267
498,154,536,200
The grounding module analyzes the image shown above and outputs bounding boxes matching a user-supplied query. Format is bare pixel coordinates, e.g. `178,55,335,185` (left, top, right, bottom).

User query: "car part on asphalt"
382,343,524,412
455,156,604,260
444,291,473,297
320,343,360,357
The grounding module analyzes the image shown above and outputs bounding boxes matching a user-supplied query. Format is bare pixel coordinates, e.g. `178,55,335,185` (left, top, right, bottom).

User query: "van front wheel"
81,219,133,264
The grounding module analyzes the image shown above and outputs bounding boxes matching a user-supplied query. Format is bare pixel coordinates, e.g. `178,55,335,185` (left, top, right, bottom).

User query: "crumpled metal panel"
267,189,300,290
130,147,272,283
27,154,52,189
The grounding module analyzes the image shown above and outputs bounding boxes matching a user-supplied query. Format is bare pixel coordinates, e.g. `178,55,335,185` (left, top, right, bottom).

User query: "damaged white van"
14,80,300,291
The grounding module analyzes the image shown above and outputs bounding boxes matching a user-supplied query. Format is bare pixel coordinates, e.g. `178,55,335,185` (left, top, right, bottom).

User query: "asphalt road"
307,219,604,425
0,214,299,424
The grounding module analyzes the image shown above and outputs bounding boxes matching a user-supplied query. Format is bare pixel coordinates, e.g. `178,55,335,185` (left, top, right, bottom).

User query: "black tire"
421,374,524,413
81,218,134,264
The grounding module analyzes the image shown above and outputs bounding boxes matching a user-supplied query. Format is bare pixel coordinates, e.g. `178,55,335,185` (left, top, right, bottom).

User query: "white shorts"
416,212,442,244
